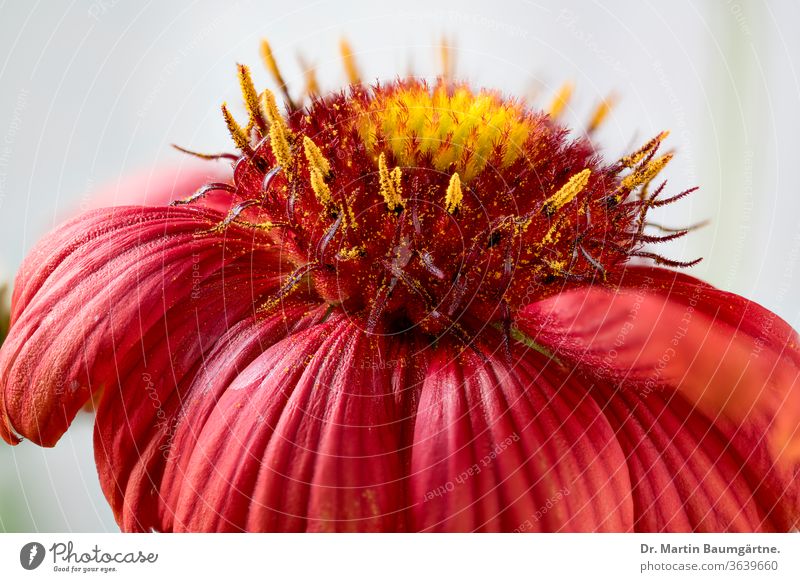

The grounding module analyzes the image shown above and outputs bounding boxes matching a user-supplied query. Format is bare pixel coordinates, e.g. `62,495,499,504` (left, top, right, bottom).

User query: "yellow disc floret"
353,83,532,182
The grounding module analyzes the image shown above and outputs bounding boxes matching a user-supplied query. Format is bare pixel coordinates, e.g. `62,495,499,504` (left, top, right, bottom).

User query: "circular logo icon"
20,542,46,570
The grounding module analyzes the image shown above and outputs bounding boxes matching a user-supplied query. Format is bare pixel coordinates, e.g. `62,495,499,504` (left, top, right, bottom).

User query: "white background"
0,0,799,532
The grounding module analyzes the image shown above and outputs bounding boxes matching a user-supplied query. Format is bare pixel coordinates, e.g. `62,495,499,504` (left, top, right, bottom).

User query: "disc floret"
178,58,696,337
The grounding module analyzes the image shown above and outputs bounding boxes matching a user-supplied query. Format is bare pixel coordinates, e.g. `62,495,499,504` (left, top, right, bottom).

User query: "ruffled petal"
516,265,800,530
596,384,799,531
0,205,288,446
170,315,420,532
408,335,634,532
517,265,800,462
98,301,325,531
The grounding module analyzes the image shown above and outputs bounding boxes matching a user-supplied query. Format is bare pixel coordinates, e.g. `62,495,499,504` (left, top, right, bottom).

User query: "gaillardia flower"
1,41,798,532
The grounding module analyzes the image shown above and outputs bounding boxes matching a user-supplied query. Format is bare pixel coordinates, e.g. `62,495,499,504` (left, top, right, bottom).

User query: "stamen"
631,251,702,268
204,199,261,233
339,38,360,84
439,36,455,81
297,53,320,97
309,167,332,206
378,153,404,211
260,39,296,109
645,219,709,234
548,82,574,119
635,230,690,244
444,172,463,214
260,89,293,175
543,168,591,214
587,94,616,133
620,153,673,191
171,144,239,162
391,168,402,195
619,130,669,168
220,103,250,151
259,262,320,313
303,136,333,205
303,136,331,177
239,220,284,232
170,182,236,206
647,185,698,208
237,64,266,132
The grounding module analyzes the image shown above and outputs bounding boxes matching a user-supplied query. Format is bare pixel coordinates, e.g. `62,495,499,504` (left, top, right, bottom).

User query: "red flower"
1,51,799,532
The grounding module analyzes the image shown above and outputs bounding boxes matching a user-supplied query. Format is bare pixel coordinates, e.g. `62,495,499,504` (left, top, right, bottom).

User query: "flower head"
1,40,798,532
209,69,691,339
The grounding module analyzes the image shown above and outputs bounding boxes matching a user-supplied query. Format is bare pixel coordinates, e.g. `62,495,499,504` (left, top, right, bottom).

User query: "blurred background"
0,0,798,532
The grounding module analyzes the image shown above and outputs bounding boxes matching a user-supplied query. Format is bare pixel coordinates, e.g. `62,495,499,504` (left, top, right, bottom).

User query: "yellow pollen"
620,130,670,168
253,221,276,232
544,168,591,213
298,54,320,97
620,153,673,191
302,134,332,206
444,172,463,214
378,153,404,211
260,39,289,92
353,82,531,181
261,89,293,172
305,68,320,96
391,166,402,192
546,258,567,274
339,38,360,84
540,219,563,246
587,94,616,133
303,136,331,177
439,37,454,80
221,103,249,151
237,64,264,132
337,246,364,261
548,82,574,119
308,167,332,206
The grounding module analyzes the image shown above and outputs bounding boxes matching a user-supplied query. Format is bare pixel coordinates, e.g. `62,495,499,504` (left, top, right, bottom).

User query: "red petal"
0,205,288,447
596,384,797,530
170,315,418,532
516,265,800,530
408,335,633,532
517,265,800,464
99,301,324,531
